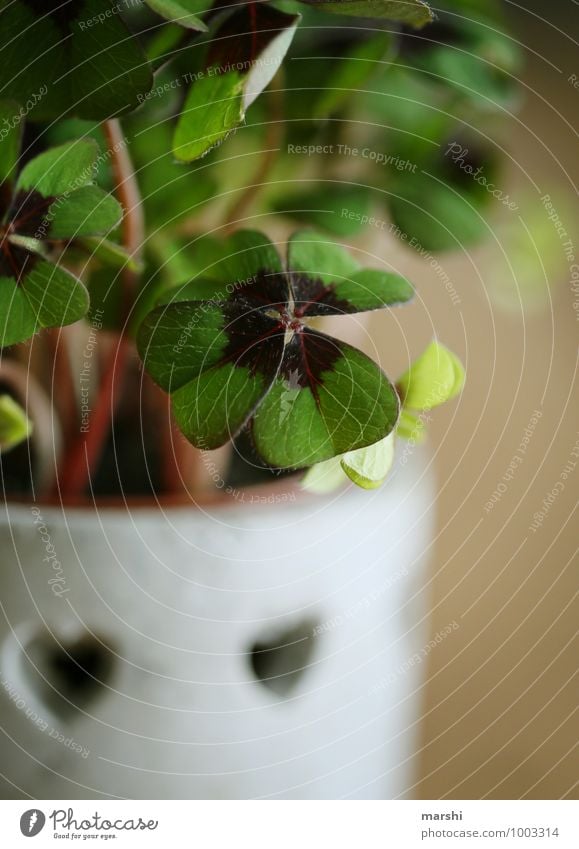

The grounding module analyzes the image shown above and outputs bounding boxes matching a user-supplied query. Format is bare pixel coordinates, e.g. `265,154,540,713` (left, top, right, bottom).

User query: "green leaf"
0,100,23,194
389,176,489,252
404,10,522,111
162,230,285,302
78,237,141,273
17,140,100,197
0,260,89,347
426,47,518,110
137,298,286,449
297,0,433,27
341,431,395,489
146,21,187,67
396,407,425,441
287,230,359,284
397,341,465,410
22,261,90,330
301,455,346,494
344,269,414,311
171,362,277,451
312,33,395,119
0,278,36,347
174,5,299,161
144,0,211,31
0,394,32,451
288,230,413,314
174,71,245,163
302,434,397,492
273,186,374,236
361,66,451,163
202,230,285,285
252,329,399,468
0,0,153,121
48,186,122,239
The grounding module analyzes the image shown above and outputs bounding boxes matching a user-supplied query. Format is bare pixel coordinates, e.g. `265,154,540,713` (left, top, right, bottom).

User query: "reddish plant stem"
56,120,143,499
103,118,144,317
56,336,129,496
46,327,77,444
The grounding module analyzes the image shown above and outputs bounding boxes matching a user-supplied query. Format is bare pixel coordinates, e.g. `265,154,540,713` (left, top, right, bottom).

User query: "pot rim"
3,473,307,512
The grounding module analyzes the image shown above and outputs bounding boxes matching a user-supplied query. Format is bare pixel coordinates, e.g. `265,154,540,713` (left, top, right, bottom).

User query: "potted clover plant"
0,0,516,800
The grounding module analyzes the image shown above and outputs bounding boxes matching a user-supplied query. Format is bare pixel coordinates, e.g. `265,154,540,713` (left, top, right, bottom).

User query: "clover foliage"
138,230,413,468
0,0,508,497
0,109,121,346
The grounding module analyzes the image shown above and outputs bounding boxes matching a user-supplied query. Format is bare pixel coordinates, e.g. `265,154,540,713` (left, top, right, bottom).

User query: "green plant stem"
56,120,143,499
223,74,285,232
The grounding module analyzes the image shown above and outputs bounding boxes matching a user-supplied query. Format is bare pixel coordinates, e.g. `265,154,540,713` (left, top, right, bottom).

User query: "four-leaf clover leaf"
138,230,414,469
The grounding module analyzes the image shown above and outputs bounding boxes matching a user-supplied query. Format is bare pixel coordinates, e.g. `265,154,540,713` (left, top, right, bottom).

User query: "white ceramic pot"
0,448,434,800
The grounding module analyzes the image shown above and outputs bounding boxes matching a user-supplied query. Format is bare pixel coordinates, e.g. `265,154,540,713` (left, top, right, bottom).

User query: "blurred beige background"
365,1,577,799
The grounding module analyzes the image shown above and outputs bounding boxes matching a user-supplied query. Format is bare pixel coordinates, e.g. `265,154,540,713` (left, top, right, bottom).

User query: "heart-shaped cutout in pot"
19,628,116,721
249,618,318,697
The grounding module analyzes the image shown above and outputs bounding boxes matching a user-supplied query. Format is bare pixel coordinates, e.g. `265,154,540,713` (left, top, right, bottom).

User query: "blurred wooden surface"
367,1,578,799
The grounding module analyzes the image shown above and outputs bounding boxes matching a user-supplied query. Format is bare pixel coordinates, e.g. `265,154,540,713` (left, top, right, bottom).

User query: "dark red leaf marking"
0,236,37,282
9,190,55,237
231,268,289,312
220,299,285,379
0,182,13,221
278,327,343,392
206,4,299,74
291,275,354,317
